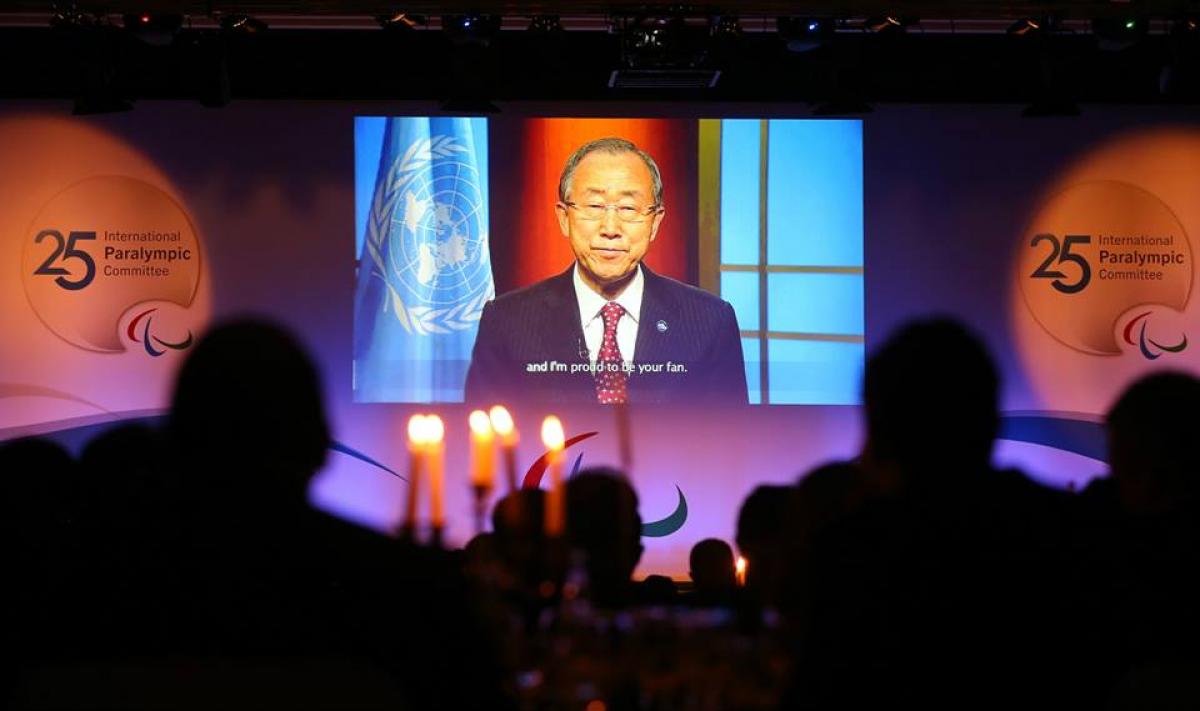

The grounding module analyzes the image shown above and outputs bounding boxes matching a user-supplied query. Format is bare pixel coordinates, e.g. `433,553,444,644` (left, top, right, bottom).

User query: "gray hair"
558,137,664,207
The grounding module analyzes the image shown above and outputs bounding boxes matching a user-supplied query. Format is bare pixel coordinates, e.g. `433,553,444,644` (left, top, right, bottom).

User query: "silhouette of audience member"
73,423,179,652
860,319,998,484
635,574,679,606
688,538,736,606
775,460,868,614
1105,371,1200,515
1080,372,1200,706
492,488,552,599
565,468,643,609
735,485,792,608
156,320,508,709
789,318,1080,710
0,438,79,673
168,320,329,520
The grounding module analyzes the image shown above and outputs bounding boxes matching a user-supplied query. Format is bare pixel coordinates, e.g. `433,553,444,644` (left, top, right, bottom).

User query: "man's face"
556,150,664,294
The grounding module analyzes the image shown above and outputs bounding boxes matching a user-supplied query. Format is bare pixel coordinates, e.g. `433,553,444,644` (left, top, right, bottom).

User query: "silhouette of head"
736,484,792,604
491,488,550,590
637,574,679,606
863,318,999,476
1107,371,1200,513
168,320,329,504
689,538,736,593
565,467,643,605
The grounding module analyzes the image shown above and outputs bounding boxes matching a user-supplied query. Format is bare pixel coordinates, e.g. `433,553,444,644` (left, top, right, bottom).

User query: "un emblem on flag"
365,135,493,335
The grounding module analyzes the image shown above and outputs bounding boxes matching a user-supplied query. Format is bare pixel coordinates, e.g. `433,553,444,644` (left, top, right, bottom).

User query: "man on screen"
465,137,747,405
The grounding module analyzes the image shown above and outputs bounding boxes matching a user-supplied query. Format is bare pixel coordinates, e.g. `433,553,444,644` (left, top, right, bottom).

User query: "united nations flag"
353,117,493,402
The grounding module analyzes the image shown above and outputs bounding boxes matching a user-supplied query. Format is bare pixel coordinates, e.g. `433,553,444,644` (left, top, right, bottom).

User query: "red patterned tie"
595,302,628,405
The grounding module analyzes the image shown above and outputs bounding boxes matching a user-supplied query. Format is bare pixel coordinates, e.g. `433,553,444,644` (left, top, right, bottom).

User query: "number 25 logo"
33,229,96,291
1030,233,1091,295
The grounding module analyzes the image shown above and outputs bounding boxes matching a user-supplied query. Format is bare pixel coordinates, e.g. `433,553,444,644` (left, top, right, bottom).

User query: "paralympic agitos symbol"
522,431,689,538
1123,311,1187,361
127,307,194,357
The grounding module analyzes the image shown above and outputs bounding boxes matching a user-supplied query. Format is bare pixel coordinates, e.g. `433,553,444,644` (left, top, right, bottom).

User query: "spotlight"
528,15,563,34
611,13,721,88
443,13,501,49
712,15,741,38
778,17,834,52
1092,16,1147,51
122,12,182,46
378,11,425,30
1007,18,1043,37
219,14,267,34
865,16,916,35
50,2,98,29
443,13,501,44
619,14,711,69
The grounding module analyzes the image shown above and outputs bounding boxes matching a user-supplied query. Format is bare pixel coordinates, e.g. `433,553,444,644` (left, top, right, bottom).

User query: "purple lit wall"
2,102,1198,578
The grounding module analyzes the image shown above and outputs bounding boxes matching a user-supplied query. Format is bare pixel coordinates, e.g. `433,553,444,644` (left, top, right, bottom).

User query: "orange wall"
491,118,698,294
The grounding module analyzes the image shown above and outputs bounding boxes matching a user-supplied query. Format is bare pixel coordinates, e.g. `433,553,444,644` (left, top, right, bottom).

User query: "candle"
541,415,566,537
404,414,427,531
735,556,748,587
468,409,496,490
426,414,446,530
489,405,519,491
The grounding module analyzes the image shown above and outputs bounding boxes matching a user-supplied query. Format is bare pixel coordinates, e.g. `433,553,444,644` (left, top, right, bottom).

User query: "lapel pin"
656,320,669,333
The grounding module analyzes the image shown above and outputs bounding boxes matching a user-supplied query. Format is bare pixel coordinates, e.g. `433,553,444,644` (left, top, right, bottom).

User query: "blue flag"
353,117,492,402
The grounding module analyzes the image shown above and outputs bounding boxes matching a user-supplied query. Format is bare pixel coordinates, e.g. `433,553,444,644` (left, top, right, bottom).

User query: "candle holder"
472,483,493,536
504,446,518,492
399,522,418,544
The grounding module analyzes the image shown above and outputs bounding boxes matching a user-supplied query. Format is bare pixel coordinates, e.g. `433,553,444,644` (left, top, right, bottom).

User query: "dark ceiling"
1,1,1197,108
0,2,1196,17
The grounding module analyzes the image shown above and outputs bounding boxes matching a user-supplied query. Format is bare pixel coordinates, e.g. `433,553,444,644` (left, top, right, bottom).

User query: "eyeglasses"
561,201,661,224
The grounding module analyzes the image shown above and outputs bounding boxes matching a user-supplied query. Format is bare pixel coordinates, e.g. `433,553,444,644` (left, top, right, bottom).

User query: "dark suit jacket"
464,266,748,405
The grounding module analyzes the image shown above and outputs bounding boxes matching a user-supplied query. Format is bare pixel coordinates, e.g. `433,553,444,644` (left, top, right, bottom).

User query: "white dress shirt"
573,263,643,365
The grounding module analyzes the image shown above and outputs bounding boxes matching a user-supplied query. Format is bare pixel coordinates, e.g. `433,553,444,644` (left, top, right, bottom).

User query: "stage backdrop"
1,102,1198,578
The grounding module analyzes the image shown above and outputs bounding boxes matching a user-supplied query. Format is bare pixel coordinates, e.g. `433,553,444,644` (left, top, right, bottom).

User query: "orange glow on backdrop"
492,118,698,294
0,115,213,432
1011,128,1200,416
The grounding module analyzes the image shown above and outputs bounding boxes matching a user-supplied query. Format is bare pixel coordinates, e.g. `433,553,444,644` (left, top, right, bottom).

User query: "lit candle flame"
541,415,565,450
407,414,428,446
489,405,515,441
735,556,748,587
469,409,493,437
